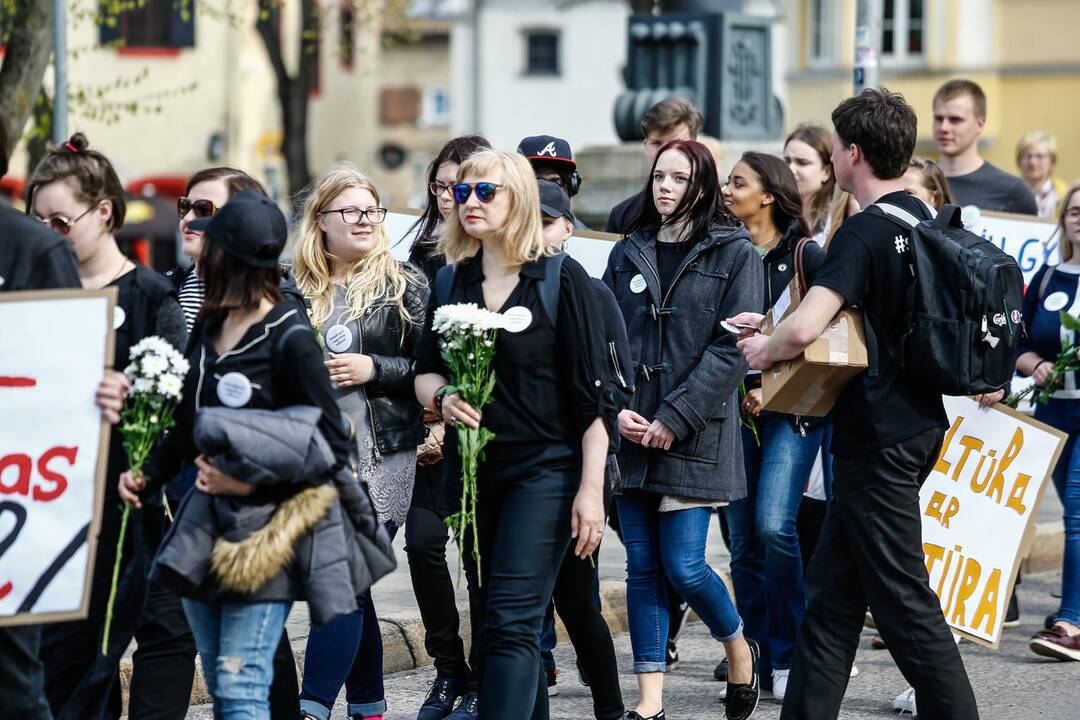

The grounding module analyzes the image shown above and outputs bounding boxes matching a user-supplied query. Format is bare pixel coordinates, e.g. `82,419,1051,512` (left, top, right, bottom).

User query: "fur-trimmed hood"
151,405,396,625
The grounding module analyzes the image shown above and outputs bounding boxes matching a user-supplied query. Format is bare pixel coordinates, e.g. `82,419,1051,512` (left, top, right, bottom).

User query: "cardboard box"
759,279,868,417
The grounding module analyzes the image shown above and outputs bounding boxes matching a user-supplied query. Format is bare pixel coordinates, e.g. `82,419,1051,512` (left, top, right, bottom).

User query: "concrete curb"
118,522,1066,711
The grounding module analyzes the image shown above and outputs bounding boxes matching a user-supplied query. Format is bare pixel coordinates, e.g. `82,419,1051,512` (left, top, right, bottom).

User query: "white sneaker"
892,686,917,716
771,668,790,701
850,663,859,678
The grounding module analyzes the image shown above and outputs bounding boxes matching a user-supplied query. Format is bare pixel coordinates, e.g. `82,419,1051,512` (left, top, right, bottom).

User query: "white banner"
921,396,1065,646
386,208,620,278
965,208,1059,287
0,289,115,626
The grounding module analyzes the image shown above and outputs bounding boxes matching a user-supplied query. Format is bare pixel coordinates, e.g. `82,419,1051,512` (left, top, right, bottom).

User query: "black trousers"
405,461,479,688
127,505,299,720
465,447,578,720
780,427,979,720
0,625,53,719
551,543,624,720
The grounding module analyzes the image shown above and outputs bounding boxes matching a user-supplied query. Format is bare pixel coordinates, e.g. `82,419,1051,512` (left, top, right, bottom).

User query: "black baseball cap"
538,179,575,225
517,135,576,170
188,190,286,269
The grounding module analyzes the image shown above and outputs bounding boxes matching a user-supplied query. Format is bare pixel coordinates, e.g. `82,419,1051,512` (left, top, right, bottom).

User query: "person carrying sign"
730,88,980,720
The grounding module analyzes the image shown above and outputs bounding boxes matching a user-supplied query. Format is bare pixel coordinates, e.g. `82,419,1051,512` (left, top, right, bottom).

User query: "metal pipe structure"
853,0,882,94
52,0,67,143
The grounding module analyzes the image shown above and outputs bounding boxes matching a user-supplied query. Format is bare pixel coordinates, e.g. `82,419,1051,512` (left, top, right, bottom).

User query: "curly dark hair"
831,87,917,181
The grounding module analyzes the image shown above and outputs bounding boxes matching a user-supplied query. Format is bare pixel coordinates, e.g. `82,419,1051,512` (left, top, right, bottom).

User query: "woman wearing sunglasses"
603,139,763,720
404,134,491,720
292,166,429,720
26,133,187,720
414,150,612,720
166,167,268,332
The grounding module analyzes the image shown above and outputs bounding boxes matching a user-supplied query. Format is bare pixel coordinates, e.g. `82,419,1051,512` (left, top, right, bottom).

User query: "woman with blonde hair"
292,165,429,720
1017,131,1069,219
414,150,612,720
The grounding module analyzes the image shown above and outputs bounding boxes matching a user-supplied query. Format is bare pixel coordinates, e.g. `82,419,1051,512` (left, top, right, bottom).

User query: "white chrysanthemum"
170,353,190,376
157,374,183,399
132,377,154,395
142,354,168,377
433,303,502,335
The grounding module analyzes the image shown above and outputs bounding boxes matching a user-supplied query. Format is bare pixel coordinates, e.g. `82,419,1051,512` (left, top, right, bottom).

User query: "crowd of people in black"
1,75,1078,720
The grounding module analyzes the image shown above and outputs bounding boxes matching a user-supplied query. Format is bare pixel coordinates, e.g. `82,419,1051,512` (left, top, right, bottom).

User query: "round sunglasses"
177,197,216,220
453,182,503,205
34,203,100,237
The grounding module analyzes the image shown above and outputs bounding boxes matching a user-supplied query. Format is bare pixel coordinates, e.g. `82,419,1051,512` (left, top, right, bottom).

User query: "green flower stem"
101,501,130,655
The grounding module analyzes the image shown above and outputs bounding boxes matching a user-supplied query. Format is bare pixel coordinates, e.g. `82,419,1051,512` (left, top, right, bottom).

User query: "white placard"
965,208,1059,287
920,396,1065,647
0,289,115,626
386,208,621,279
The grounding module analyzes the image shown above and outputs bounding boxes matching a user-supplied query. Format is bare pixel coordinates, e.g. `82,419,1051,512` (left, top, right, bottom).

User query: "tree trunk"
0,0,54,159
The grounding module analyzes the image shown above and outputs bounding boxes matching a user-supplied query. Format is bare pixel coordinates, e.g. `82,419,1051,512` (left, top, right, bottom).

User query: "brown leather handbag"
416,408,446,466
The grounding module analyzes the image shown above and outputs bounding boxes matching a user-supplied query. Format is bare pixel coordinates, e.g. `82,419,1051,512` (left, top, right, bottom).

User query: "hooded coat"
603,221,764,502
152,405,396,626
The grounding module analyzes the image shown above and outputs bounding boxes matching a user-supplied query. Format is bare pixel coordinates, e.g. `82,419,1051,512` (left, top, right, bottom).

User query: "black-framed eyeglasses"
429,181,453,198
34,203,100,237
453,182,503,205
318,206,388,225
177,197,216,220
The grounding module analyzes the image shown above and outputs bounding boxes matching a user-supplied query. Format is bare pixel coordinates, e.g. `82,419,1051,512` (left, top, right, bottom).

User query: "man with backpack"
729,88,985,720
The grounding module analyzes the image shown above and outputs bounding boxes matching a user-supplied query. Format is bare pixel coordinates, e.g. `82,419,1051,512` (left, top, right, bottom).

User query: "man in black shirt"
933,78,1037,214
730,88,979,720
605,98,702,235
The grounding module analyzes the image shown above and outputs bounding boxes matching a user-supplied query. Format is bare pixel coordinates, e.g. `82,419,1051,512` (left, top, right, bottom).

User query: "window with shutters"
99,0,195,51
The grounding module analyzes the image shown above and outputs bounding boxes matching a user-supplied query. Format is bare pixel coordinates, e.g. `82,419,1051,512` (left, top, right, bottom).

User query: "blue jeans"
182,599,292,720
617,490,743,673
1035,399,1080,626
300,522,398,719
726,415,823,672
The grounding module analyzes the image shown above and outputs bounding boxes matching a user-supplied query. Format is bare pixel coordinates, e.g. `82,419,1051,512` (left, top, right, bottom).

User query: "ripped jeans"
183,599,292,720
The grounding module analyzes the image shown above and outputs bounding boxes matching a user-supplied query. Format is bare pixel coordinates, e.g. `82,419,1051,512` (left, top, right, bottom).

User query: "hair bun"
65,133,89,153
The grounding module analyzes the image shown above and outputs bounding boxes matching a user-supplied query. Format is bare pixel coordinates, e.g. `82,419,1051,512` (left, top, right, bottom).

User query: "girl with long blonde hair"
414,150,612,719
293,165,429,720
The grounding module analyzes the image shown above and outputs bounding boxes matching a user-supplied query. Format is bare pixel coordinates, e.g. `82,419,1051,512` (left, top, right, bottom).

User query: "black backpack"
872,201,1024,396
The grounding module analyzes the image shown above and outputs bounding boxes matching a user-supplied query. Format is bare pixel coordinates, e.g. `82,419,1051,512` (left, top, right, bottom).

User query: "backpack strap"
538,253,567,327
873,199,937,228
434,264,455,307
1038,263,1055,301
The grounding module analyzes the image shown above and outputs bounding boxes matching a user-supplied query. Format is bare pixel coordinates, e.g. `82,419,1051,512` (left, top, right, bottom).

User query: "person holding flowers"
117,190,361,720
413,149,612,720
1017,182,1080,661
26,132,186,720
603,139,764,720
292,166,429,720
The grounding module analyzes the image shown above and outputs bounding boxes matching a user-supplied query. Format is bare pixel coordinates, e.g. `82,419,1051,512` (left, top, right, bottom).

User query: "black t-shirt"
414,252,611,466
947,162,1037,215
811,190,947,456
657,238,695,297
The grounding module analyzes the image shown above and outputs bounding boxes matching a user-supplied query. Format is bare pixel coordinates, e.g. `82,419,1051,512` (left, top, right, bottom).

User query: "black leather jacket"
351,271,430,455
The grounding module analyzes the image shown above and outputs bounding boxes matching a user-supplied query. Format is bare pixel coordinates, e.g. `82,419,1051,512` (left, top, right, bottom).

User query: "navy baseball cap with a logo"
188,190,286,268
517,135,576,170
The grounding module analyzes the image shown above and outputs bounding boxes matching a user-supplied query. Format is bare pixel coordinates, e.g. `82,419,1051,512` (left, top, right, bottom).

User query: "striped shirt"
178,270,205,332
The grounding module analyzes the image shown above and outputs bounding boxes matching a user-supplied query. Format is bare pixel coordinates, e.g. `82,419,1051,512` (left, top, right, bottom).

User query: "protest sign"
921,396,1065,647
965,208,1059,287
0,289,116,627
386,207,620,278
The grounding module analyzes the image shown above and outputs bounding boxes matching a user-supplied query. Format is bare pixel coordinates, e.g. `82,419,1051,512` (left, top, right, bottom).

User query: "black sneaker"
577,657,590,687
417,677,460,720
1004,592,1021,628
625,710,666,720
724,638,760,720
546,667,559,696
445,692,478,720
669,596,691,642
665,639,680,671
714,657,728,681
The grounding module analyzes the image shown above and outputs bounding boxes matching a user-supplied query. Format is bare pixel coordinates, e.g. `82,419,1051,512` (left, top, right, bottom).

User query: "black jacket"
604,221,764,501
0,205,80,291
605,193,644,236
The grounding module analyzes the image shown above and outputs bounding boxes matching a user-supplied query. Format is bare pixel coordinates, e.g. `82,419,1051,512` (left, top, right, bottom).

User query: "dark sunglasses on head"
177,197,216,219
453,182,503,205
35,203,99,237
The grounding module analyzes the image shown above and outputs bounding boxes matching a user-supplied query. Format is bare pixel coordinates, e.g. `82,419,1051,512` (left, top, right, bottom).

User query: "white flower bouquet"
433,303,502,581
102,336,189,654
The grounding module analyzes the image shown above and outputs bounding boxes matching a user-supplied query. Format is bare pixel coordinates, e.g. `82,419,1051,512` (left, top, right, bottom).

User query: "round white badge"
1044,291,1070,313
629,274,647,294
113,306,126,330
325,324,353,353
501,306,533,333
217,371,253,408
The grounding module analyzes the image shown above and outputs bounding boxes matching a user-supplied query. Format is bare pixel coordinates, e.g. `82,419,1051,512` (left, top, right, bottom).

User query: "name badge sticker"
501,306,533,333
629,274,647,294
325,324,353,353
113,306,126,330
1044,291,1069,313
217,371,253,408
